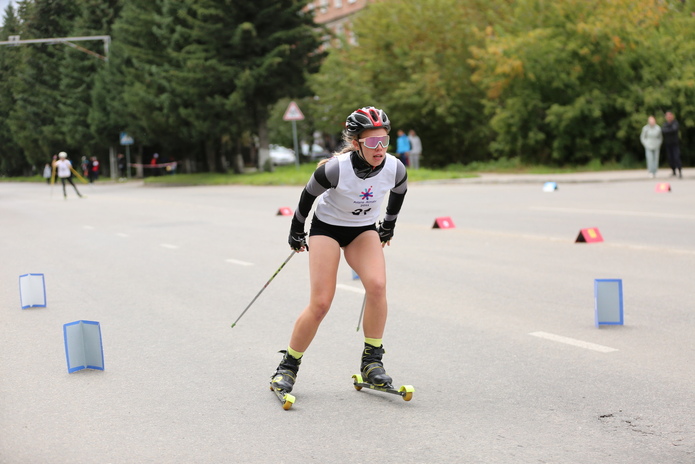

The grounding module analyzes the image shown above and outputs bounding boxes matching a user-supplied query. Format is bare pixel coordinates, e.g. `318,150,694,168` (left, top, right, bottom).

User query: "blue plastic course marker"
594,279,624,327
19,273,47,309
63,320,105,373
542,182,558,192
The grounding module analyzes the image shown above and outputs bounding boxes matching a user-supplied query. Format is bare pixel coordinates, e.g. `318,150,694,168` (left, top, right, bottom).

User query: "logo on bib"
360,187,374,200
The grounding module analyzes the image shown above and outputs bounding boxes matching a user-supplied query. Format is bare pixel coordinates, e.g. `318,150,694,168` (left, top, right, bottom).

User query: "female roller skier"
271,106,408,396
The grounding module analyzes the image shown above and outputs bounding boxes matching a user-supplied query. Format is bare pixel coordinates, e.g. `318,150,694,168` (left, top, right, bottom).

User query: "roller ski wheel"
270,385,295,410
352,374,414,402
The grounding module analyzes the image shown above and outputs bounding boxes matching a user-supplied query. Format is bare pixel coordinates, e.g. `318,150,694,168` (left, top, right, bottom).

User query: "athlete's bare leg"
288,235,341,352
343,230,387,339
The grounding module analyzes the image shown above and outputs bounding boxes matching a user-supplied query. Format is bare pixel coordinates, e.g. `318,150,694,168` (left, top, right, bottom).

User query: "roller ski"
352,344,414,402
269,350,300,410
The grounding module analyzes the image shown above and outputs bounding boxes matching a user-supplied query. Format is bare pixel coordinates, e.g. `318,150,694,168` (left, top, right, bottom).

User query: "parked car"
269,145,296,165
302,142,332,161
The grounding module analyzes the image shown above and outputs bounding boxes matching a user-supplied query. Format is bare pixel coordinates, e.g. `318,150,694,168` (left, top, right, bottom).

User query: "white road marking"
529,331,618,353
160,244,179,249
603,242,695,256
226,259,254,266
336,284,365,294
530,206,695,221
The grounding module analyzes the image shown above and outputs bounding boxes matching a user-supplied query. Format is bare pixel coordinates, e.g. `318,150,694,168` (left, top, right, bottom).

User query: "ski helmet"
345,107,391,136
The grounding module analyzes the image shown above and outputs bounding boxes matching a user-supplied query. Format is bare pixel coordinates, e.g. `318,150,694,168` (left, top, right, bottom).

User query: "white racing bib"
315,153,398,226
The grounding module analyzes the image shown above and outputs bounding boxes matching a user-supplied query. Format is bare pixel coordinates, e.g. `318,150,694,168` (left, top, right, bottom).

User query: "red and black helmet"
345,107,391,136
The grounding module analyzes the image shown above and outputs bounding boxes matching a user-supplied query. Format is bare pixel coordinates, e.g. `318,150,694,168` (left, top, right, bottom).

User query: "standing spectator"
53,151,82,199
88,156,100,183
150,153,160,176
117,153,127,181
43,162,53,184
80,156,89,178
396,129,411,166
640,116,662,178
661,111,683,178
408,129,423,170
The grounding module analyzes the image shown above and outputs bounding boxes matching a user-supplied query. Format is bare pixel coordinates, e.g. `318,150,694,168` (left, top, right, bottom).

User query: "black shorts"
310,215,377,248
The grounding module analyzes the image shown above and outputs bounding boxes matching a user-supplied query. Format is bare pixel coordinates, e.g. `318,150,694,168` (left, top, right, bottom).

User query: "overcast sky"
0,0,15,26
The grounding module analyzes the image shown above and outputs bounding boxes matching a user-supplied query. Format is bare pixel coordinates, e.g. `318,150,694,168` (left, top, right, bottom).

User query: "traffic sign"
120,132,134,146
283,101,305,121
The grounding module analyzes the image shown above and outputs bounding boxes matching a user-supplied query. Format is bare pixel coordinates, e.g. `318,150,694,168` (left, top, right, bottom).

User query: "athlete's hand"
377,220,395,247
288,229,309,252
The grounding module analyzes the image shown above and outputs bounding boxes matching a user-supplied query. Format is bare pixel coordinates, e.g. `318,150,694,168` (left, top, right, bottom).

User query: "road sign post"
120,132,134,179
283,101,305,168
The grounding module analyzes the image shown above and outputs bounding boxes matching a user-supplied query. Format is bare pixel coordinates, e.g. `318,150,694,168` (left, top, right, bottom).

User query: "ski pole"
69,165,89,184
50,164,56,198
231,251,296,328
356,293,366,332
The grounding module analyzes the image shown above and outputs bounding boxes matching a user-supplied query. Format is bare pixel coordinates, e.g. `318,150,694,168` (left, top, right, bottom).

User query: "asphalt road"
1,173,694,464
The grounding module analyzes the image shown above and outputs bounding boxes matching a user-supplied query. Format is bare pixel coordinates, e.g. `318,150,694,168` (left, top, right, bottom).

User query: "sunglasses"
358,135,390,149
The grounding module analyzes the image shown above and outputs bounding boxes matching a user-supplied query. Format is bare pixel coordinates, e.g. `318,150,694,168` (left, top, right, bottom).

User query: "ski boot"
360,343,393,387
270,350,301,410
352,344,414,401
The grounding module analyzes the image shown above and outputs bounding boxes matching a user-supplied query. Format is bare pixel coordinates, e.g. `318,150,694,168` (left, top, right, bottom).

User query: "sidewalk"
447,167,694,185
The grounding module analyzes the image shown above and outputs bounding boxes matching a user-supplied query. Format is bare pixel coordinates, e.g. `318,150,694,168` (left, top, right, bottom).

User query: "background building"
307,0,374,46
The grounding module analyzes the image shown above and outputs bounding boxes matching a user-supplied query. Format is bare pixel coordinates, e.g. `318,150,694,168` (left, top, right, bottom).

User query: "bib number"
351,208,372,216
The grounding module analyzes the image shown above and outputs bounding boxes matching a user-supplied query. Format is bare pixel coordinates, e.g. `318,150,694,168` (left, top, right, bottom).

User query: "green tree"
647,4,695,166
7,0,79,168
0,4,25,175
222,0,324,171
158,0,247,172
311,0,508,167
58,0,120,169
99,0,192,176
469,0,694,166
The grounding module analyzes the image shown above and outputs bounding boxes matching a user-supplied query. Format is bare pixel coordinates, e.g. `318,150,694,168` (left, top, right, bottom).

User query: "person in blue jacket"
396,129,411,166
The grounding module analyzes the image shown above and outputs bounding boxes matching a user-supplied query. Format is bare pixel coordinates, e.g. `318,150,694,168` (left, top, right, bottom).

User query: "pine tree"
0,4,25,175
159,0,250,172
7,0,79,167
103,0,197,174
159,0,324,172
224,0,324,170
58,0,120,168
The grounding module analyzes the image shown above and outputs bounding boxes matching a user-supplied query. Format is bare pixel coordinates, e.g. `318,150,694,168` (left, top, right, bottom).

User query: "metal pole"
125,145,131,180
356,293,367,332
109,146,116,181
0,35,111,61
292,120,300,168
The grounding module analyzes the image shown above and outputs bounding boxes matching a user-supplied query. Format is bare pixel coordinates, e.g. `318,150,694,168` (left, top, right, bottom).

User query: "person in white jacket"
640,116,662,178
408,129,423,169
